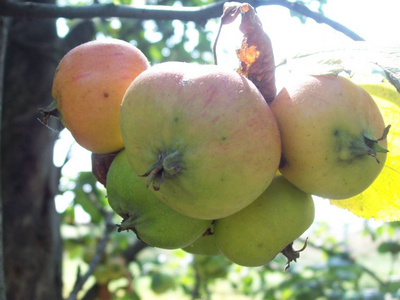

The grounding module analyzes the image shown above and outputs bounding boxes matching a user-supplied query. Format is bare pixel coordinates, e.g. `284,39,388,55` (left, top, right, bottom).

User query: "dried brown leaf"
236,3,276,104
214,2,276,103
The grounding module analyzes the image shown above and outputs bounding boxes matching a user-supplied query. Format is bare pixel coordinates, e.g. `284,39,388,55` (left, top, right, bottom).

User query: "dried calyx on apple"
138,150,182,191
281,238,308,271
362,125,390,163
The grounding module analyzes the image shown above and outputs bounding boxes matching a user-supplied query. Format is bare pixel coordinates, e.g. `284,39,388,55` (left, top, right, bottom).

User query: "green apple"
120,61,281,220
270,74,389,199
214,175,315,267
106,149,211,249
182,229,220,256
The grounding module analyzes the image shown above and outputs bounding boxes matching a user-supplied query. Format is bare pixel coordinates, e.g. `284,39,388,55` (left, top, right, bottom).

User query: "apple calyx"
363,125,391,163
117,215,145,244
281,238,308,271
202,227,214,237
337,125,390,163
139,151,182,191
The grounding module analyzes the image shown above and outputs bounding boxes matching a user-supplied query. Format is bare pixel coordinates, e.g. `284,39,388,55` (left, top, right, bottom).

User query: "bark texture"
1,6,63,300
1,0,95,296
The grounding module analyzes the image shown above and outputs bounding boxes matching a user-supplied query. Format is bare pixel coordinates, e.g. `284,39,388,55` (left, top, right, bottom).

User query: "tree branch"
267,0,364,41
0,1,223,23
0,0,364,41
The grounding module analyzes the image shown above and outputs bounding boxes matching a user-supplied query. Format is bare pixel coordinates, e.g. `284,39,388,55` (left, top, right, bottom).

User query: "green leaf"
72,172,105,223
74,189,103,223
377,241,400,254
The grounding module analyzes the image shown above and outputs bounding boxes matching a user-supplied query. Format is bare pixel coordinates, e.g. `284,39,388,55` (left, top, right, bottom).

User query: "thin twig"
267,0,364,41
191,262,202,300
0,0,364,41
383,253,400,293
299,237,387,287
66,212,115,300
0,1,223,22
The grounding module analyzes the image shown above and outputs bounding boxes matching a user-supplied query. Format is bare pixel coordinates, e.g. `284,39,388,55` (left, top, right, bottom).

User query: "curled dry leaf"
215,2,276,104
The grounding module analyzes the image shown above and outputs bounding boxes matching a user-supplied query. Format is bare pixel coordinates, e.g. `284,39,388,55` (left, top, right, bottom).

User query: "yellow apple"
270,74,389,199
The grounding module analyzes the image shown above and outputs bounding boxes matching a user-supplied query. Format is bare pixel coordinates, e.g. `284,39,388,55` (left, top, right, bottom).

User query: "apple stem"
139,150,182,191
281,237,308,271
38,99,60,126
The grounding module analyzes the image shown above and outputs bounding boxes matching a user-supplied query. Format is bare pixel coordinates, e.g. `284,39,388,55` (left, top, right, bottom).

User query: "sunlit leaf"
280,42,400,79
330,80,400,222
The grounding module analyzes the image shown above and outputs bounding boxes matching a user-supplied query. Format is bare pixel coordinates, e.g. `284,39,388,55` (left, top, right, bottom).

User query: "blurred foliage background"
60,169,400,299
49,0,400,299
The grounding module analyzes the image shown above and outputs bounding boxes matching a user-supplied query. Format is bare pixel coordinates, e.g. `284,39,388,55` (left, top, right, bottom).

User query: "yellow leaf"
330,80,400,222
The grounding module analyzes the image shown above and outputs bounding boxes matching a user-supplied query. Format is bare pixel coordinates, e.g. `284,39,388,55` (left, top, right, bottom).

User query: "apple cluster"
49,38,389,269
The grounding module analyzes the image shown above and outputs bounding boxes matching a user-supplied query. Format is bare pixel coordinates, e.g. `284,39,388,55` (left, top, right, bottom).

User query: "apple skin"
214,175,314,267
106,149,211,249
182,230,220,256
52,39,149,154
270,75,388,199
120,62,281,220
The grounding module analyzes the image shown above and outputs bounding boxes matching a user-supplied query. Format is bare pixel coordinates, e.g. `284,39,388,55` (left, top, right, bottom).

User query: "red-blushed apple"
52,39,150,154
120,62,281,220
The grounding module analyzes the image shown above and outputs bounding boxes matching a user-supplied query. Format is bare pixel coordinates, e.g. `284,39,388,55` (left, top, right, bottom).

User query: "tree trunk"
0,15,11,300
1,7,63,300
